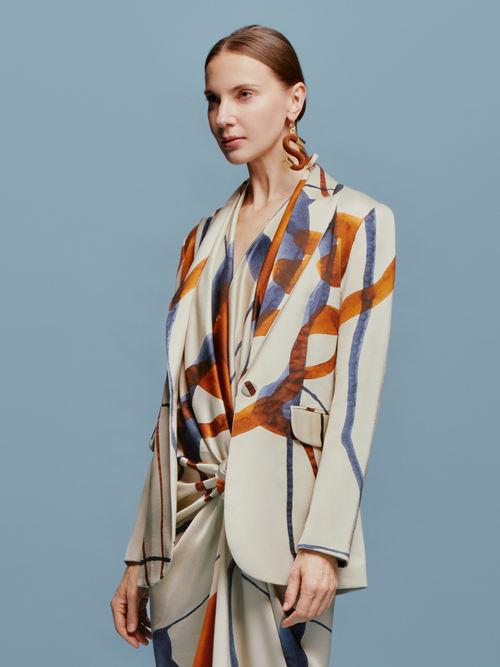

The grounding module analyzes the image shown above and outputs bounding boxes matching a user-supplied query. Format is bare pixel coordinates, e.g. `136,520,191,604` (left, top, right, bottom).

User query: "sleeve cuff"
297,543,349,567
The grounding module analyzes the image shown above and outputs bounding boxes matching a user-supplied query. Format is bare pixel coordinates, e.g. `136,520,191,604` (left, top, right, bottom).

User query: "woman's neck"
244,143,309,212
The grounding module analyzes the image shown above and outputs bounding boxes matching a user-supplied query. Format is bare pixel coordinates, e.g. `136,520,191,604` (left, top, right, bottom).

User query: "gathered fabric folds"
150,182,335,666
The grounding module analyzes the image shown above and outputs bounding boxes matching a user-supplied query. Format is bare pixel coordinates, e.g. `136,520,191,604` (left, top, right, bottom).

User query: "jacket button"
241,380,257,397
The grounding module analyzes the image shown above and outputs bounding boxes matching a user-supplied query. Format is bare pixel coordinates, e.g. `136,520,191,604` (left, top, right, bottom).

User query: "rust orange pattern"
339,257,396,326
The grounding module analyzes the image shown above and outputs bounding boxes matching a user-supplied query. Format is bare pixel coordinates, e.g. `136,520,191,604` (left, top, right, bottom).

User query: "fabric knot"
176,456,227,526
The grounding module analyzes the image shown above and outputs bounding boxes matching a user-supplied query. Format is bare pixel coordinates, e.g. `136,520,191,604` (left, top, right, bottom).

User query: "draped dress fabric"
150,183,335,667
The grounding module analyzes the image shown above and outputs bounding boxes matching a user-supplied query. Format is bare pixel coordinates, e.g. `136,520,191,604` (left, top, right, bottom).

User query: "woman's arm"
121,218,209,565
282,202,395,625
297,202,396,562
112,217,210,642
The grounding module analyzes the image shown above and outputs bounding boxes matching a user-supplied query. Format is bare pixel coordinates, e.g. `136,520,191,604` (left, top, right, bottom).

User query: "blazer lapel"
246,163,344,371
164,164,344,447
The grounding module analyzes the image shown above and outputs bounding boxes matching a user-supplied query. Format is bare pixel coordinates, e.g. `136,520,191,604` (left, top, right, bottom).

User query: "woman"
111,25,395,666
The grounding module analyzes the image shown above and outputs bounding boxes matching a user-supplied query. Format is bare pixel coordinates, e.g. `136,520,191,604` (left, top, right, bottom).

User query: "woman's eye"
240,91,251,99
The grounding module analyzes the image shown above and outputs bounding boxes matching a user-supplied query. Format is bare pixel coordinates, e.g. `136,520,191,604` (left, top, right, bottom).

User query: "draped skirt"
150,486,335,667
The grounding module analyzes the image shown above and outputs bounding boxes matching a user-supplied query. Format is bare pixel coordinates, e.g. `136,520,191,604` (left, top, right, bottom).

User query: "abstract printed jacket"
125,163,396,593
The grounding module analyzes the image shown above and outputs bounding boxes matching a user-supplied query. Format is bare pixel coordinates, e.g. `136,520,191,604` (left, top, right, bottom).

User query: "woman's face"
204,51,303,166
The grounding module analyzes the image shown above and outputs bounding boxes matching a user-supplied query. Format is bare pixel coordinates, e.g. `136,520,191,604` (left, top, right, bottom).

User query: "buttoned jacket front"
125,164,396,594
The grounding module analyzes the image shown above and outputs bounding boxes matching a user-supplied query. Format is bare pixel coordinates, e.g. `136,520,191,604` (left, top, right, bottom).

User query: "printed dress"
149,182,335,667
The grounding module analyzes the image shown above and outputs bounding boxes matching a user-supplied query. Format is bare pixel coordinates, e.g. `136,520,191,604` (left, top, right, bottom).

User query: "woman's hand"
111,564,152,648
281,549,338,627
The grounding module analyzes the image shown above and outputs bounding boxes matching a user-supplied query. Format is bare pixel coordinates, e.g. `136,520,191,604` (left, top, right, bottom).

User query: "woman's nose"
216,101,235,128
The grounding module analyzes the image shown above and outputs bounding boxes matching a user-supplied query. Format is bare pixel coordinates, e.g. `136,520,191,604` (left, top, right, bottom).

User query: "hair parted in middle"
205,25,307,122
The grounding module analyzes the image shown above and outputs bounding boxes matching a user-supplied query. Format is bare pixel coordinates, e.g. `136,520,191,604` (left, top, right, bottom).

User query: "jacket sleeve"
297,202,396,565
124,459,153,564
123,218,208,568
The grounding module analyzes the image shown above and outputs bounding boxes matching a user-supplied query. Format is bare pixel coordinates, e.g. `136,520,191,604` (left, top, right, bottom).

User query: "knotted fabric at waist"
176,457,227,525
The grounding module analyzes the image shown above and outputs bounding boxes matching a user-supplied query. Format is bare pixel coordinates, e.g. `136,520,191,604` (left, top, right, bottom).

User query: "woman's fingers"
125,565,142,633
282,566,301,611
132,626,150,646
282,584,316,628
111,593,141,648
138,622,153,640
281,550,338,627
126,585,140,633
281,585,329,628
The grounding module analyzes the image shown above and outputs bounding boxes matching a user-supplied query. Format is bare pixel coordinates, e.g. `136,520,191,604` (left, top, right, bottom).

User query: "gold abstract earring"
282,120,308,171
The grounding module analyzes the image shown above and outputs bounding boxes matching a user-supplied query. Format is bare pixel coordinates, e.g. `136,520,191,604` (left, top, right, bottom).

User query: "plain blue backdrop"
1,1,498,665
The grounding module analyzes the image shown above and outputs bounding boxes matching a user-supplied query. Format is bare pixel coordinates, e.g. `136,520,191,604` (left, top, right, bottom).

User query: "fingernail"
128,625,135,632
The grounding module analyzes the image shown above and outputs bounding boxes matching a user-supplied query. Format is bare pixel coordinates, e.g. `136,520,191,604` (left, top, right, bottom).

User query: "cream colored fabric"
147,182,334,665
125,163,396,602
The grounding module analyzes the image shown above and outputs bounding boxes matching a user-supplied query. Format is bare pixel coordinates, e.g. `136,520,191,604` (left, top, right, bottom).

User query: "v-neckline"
229,187,290,283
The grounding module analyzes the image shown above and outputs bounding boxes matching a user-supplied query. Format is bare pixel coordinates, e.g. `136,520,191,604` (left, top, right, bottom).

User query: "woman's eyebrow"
204,84,262,96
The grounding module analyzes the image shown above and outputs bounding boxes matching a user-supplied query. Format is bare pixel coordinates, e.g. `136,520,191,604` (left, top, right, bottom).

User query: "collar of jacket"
165,162,345,453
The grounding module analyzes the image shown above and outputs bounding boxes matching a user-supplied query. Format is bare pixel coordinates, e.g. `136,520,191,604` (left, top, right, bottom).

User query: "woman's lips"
222,137,244,148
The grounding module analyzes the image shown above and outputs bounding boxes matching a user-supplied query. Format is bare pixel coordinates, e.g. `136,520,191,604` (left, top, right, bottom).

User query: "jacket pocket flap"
290,406,329,448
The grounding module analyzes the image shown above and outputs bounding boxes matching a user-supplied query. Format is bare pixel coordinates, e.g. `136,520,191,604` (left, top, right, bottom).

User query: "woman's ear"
288,82,307,122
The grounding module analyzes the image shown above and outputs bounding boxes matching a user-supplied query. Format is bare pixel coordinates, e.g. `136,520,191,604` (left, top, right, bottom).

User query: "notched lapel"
251,165,343,343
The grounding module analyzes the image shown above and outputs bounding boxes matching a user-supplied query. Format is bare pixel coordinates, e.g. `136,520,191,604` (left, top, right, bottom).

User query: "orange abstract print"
179,224,199,285
192,593,217,667
254,178,307,311
339,257,396,326
169,258,209,311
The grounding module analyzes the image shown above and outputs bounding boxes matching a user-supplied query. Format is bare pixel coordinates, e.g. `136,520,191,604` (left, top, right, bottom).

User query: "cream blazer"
125,164,396,594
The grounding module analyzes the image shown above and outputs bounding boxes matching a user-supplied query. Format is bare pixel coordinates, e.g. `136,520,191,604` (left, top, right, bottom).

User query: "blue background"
1,1,498,665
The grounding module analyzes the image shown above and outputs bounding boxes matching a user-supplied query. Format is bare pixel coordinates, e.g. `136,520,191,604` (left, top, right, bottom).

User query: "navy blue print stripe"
244,301,254,321
301,387,329,413
297,543,349,558
165,594,210,630
310,619,332,633
227,559,240,667
241,573,271,597
279,611,308,667
340,209,377,493
302,182,344,195
362,210,377,288
303,184,331,191
286,437,296,558
152,626,180,667
200,216,212,245
211,238,233,322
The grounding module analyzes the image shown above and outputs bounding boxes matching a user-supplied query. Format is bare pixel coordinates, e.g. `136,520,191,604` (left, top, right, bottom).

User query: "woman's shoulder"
341,184,391,214
330,181,394,226
308,164,395,229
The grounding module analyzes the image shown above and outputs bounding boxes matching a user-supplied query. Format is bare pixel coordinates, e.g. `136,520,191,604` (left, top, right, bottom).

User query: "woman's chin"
223,151,249,166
